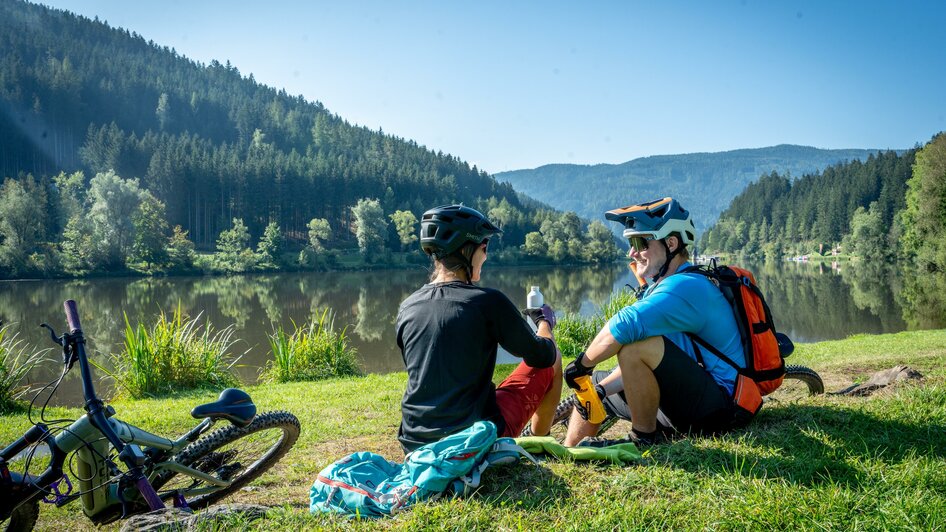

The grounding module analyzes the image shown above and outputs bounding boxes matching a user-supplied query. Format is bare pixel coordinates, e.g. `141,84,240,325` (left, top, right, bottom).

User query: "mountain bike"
0,301,300,531
522,364,825,441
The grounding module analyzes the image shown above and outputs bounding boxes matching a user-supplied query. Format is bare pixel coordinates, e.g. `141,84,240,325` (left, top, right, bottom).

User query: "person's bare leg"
616,336,665,433
529,351,563,436
562,408,600,447
562,368,624,446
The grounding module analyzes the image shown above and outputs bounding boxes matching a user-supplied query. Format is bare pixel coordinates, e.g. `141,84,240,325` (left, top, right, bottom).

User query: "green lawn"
2,329,944,530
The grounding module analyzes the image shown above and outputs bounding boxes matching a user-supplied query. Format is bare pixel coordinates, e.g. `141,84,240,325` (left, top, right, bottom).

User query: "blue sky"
40,1,946,173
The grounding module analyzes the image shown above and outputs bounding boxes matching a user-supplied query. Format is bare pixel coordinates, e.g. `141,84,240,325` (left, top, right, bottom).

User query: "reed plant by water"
0,324,48,412
110,307,240,398
263,310,361,383
556,287,636,358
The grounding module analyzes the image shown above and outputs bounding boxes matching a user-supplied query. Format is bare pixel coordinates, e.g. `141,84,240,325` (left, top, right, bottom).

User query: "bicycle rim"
154,411,299,509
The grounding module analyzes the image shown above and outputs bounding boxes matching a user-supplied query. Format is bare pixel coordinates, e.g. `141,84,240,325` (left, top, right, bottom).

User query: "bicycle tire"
2,500,40,532
781,364,825,395
152,410,300,510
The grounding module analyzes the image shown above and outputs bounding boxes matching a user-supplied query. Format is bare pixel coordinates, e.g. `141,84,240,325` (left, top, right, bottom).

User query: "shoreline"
0,254,626,283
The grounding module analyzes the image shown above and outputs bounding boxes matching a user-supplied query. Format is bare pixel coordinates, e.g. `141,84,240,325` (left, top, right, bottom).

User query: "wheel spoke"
150,411,299,510
159,427,284,494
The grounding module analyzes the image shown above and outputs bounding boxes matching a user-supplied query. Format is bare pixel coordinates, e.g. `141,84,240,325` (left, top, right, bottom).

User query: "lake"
2,260,941,405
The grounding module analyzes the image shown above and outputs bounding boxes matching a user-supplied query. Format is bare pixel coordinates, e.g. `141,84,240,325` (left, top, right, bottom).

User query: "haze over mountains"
495,145,892,232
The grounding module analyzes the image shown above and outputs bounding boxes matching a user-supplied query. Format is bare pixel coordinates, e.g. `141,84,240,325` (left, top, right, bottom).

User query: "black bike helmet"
420,204,502,259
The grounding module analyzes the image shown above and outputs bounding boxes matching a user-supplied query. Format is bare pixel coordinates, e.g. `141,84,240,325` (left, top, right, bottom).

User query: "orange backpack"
683,262,787,418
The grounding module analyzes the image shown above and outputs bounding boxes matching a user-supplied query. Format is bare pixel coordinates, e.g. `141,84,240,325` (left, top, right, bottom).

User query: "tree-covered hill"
0,0,566,253
702,148,916,260
495,145,887,231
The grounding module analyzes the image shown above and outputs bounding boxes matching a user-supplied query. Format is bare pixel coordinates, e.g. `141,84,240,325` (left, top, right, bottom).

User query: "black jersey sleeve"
486,290,556,368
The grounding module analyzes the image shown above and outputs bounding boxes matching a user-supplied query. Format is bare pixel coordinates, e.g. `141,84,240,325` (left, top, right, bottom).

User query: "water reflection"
899,271,946,330
1,261,943,406
747,260,909,342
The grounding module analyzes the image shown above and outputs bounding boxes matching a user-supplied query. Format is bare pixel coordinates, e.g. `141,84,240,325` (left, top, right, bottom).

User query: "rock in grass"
120,508,192,532
832,365,924,396
120,504,269,531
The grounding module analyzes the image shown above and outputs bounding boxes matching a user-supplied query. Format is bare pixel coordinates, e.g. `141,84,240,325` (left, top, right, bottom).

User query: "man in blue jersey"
561,197,746,447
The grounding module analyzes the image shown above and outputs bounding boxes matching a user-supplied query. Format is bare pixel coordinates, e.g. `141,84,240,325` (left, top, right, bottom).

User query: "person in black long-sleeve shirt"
397,205,562,453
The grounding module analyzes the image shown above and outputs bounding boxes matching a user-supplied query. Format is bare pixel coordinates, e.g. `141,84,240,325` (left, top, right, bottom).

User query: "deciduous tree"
351,198,387,260
307,218,331,252
389,210,418,251
256,221,283,270
131,193,170,270
88,170,145,267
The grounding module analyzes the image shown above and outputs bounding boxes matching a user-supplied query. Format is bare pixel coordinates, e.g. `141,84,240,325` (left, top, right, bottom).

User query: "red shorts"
494,361,554,437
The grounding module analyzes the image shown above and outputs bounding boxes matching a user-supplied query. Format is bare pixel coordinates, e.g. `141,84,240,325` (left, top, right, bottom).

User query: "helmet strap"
439,243,477,285
456,252,474,285
653,239,681,283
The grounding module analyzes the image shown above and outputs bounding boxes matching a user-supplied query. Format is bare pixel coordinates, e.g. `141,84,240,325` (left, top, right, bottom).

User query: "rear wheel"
766,365,824,403
1,500,40,532
152,411,300,509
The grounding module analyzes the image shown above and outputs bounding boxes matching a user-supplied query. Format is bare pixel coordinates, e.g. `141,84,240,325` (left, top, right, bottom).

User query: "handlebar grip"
64,300,82,333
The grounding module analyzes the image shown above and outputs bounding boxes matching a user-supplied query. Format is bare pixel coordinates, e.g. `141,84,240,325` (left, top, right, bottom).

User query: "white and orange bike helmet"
605,197,696,281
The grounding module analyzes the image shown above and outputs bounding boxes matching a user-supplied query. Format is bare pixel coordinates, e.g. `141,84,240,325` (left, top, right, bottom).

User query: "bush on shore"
262,310,362,383
556,287,636,358
110,307,240,398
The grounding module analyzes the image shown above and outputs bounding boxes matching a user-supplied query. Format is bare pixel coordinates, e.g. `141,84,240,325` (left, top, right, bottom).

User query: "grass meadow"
1,329,943,530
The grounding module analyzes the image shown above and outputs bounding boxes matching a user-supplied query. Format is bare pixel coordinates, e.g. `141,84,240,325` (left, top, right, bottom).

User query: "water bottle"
526,286,543,309
572,375,607,424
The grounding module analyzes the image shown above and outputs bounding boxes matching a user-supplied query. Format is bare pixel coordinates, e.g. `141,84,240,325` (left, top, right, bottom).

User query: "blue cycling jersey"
606,261,744,395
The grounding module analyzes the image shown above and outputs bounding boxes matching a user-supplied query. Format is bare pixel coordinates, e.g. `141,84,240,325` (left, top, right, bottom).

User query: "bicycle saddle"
191,388,257,427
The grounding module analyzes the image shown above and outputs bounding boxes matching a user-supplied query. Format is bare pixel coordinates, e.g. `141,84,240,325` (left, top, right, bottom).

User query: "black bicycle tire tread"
2,499,40,532
520,396,619,438
153,410,300,510
519,396,576,437
783,364,825,395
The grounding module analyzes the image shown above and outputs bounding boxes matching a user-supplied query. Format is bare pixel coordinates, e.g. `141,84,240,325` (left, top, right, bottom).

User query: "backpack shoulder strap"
454,438,538,496
686,331,741,372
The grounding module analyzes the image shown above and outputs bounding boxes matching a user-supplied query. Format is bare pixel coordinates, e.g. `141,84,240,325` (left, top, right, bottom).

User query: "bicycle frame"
49,414,224,521
0,300,230,525
2,387,232,524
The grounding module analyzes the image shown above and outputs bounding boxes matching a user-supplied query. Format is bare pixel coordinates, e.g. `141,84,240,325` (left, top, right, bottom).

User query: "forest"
702,133,946,289
700,133,946,330
0,1,618,278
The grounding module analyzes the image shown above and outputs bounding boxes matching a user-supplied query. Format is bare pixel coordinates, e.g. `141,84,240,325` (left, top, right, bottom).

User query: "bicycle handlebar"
64,299,82,333
58,299,165,511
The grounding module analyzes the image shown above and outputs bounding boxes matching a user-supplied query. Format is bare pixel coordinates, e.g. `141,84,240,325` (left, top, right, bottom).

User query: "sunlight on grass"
1,329,943,530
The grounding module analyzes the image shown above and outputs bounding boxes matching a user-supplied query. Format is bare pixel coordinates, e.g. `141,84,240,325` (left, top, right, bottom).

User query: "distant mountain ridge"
495,145,891,231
